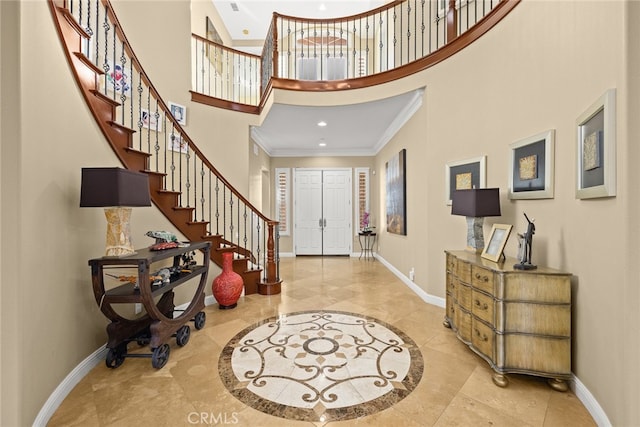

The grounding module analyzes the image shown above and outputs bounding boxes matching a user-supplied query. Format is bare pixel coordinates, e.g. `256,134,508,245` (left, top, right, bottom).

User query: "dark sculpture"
514,212,537,270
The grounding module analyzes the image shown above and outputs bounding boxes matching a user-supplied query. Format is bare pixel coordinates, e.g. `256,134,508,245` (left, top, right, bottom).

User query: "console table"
89,241,211,369
444,250,572,391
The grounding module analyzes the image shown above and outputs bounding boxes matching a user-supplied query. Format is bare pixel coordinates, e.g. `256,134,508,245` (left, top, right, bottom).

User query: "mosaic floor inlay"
218,310,424,422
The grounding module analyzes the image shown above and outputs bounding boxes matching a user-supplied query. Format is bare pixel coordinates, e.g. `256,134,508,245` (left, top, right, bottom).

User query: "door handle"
323,218,327,227
319,218,323,228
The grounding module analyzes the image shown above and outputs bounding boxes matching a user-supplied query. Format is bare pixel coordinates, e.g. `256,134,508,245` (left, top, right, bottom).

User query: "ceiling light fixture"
317,121,327,127
319,142,327,147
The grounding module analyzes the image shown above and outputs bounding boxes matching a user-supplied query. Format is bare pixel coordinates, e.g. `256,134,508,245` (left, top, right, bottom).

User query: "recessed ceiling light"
319,142,327,147
242,29,249,35
318,3,327,11
317,121,327,127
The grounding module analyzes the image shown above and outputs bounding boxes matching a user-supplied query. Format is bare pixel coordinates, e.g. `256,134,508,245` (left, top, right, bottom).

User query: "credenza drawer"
472,318,494,360
456,308,472,343
456,260,471,283
457,282,472,311
472,290,494,326
471,265,494,294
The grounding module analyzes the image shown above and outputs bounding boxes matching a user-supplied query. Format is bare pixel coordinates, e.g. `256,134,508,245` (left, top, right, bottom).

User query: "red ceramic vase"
212,252,243,309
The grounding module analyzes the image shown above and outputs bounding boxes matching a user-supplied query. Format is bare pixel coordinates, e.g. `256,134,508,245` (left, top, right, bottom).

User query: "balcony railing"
193,0,515,106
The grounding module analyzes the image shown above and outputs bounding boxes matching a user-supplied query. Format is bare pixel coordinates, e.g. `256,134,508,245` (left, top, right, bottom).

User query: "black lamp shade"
451,188,501,217
80,167,151,207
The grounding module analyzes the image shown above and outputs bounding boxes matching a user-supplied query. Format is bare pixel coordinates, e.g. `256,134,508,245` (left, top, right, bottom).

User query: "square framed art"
576,88,616,199
445,155,486,205
169,102,187,126
508,130,555,199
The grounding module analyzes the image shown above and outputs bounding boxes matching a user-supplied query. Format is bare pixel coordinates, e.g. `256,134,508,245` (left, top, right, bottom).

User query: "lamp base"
104,207,136,257
465,216,485,253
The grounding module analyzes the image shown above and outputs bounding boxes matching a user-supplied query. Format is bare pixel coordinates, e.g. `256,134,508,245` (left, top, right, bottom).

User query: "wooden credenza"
444,250,572,391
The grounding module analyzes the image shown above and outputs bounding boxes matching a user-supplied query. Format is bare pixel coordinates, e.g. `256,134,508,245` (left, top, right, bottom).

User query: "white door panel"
294,169,351,256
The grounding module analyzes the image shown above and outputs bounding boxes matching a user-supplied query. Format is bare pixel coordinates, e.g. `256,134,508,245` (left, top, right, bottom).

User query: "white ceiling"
251,89,424,157
212,0,422,157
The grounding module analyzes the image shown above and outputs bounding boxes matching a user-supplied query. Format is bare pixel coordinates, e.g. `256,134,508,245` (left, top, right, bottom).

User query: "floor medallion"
218,310,423,422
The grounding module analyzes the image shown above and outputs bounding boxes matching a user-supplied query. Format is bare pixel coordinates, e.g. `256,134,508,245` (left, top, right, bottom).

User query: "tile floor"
48,256,596,426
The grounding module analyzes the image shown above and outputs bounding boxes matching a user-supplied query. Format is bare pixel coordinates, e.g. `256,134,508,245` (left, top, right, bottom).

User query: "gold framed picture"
481,224,512,262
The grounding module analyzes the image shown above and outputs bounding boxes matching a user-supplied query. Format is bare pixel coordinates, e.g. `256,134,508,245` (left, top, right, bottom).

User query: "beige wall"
4,0,639,425
0,1,224,423
374,1,638,425
248,140,272,213
1,2,20,425
190,0,232,45
113,0,254,193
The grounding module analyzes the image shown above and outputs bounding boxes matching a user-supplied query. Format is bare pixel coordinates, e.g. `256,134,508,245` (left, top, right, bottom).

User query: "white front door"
294,169,352,255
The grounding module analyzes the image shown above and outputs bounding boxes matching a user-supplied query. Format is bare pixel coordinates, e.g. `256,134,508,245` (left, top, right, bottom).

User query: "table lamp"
451,188,501,253
80,167,151,257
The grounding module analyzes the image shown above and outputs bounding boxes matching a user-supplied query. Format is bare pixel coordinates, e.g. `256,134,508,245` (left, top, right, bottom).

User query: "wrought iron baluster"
250,210,254,269
222,186,226,240
119,41,127,125
170,127,176,192
137,72,143,150
102,7,109,96
154,99,160,172
129,58,133,130
215,176,220,235
243,205,248,259
262,220,267,280
200,160,206,222
407,1,411,63
421,0,425,57
256,220,261,271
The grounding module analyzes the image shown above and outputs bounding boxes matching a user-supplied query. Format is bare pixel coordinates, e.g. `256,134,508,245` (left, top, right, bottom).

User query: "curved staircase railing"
192,0,520,107
49,0,282,295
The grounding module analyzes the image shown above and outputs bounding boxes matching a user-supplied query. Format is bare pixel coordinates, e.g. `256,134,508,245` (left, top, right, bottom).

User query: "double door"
294,169,352,255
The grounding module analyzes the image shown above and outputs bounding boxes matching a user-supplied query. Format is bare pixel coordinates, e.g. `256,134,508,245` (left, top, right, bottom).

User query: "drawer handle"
474,273,489,282
474,299,488,310
474,328,488,342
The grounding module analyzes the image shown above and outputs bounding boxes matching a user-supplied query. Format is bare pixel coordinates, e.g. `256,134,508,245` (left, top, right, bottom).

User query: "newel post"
259,220,282,295
447,0,458,43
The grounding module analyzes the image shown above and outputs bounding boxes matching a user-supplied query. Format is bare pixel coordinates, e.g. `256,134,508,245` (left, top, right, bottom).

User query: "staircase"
49,0,281,295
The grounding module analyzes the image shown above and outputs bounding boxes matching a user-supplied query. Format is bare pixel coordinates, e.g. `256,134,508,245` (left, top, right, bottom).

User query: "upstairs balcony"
191,0,519,111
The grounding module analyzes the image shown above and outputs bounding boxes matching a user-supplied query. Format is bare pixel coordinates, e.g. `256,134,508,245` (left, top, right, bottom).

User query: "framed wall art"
169,134,188,154
169,102,187,126
576,89,616,199
508,130,555,199
386,149,406,235
445,155,486,205
481,223,512,262
141,109,163,132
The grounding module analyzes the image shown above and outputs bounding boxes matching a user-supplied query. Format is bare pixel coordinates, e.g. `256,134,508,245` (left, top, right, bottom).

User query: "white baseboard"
33,345,107,427
374,255,610,426
36,258,609,427
572,375,612,426
374,254,445,308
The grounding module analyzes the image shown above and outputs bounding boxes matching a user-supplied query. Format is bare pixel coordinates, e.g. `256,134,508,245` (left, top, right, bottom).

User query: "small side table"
358,232,377,260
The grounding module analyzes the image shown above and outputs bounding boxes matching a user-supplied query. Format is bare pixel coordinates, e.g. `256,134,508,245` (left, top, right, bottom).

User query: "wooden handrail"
192,0,521,110
50,0,281,292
